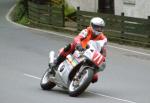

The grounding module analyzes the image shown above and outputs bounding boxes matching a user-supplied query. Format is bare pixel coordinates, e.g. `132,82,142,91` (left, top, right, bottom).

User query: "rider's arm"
73,29,88,45
96,37,107,57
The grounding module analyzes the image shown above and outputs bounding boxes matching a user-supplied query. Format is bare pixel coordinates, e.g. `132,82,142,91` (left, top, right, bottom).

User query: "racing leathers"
52,26,107,83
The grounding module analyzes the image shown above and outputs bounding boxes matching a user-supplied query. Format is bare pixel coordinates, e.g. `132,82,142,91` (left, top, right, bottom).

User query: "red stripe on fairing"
92,51,104,66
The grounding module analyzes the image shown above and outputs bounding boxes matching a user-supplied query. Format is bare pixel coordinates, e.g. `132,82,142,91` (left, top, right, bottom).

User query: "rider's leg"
50,43,75,70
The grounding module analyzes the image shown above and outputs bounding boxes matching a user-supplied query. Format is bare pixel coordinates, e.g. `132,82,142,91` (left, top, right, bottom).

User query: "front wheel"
40,68,56,90
69,67,94,97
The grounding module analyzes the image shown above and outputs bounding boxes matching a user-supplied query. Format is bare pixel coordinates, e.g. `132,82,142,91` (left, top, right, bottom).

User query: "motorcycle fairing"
50,54,83,88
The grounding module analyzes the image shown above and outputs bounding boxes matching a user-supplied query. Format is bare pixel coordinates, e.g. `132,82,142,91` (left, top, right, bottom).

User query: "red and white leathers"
58,26,107,83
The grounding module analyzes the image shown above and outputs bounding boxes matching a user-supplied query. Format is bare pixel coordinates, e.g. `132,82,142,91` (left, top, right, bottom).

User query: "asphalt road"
0,0,150,103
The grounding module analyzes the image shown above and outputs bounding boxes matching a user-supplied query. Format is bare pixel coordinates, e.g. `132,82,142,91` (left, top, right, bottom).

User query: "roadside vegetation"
11,0,29,24
11,0,76,25
11,0,150,48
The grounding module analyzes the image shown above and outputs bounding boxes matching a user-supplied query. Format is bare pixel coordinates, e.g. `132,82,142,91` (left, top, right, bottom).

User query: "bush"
11,0,27,22
64,0,76,16
18,14,30,25
12,4,25,21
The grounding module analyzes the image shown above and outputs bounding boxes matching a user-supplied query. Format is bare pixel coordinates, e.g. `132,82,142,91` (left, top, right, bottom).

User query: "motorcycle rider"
50,17,107,83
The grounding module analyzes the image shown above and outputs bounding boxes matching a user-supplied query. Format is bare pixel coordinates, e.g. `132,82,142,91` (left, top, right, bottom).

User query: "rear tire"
40,68,56,90
69,67,94,97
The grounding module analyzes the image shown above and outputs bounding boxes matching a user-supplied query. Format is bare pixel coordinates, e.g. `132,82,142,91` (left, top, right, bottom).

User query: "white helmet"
90,17,105,36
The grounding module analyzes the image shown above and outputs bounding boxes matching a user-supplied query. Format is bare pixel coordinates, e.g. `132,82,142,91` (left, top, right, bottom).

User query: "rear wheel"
40,68,56,90
69,67,94,97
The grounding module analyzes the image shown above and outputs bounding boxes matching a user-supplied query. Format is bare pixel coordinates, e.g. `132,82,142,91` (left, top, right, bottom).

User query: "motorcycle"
40,40,105,97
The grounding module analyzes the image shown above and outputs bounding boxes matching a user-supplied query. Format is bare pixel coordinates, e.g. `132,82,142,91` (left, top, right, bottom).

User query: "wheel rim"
69,69,89,92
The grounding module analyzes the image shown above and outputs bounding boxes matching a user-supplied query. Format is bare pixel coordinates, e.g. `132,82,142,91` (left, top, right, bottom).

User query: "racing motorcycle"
40,40,105,97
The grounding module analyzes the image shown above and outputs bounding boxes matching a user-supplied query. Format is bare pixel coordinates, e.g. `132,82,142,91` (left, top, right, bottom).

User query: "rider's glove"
76,44,84,51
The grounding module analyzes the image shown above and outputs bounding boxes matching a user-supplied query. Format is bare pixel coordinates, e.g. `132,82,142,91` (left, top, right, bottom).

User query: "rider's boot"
91,73,98,83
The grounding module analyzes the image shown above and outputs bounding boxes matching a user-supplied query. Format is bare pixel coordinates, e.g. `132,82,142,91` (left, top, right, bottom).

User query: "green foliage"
64,1,76,16
19,14,30,25
50,0,76,16
11,0,28,22
12,4,25,21
11,0,29,25
65,4,76,16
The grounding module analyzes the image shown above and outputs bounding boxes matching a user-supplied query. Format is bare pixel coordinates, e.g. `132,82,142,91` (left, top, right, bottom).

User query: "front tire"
40,68,56,90
69,67,94,97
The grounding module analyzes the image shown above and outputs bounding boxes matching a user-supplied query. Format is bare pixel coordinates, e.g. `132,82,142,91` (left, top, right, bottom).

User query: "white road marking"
6,5,150,57
109,45,150,56
24,73,41,80
24,73,137,103
88,91,137,103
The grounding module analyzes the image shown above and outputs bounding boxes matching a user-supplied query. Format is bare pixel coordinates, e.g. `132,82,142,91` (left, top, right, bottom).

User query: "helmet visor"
91,23,103,32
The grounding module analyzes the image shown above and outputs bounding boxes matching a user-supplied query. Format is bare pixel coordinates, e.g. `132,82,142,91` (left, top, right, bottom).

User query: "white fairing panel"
83,40,103,61
56,59,73,87
88,40,103,52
